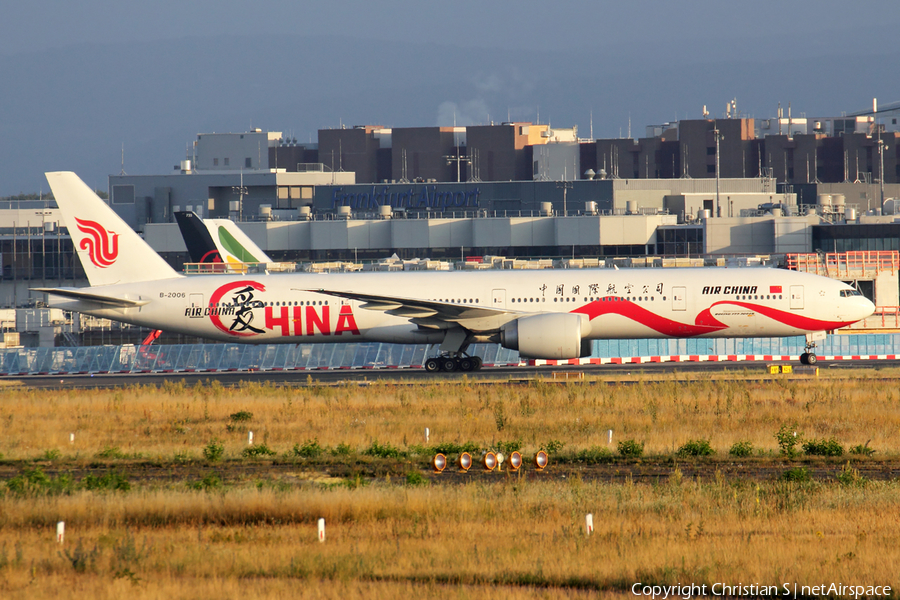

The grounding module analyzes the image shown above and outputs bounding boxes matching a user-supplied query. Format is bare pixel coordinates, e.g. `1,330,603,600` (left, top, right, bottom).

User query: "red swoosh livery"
573,297,857,337
75,218,119,268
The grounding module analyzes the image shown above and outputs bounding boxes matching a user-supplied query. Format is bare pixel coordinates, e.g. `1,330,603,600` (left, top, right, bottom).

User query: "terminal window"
112,185,135,205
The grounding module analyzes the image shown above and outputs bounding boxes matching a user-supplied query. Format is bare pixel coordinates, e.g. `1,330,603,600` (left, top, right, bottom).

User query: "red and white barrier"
527,354,898,366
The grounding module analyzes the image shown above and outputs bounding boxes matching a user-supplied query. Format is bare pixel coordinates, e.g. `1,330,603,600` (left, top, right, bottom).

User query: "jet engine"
500,313,592,359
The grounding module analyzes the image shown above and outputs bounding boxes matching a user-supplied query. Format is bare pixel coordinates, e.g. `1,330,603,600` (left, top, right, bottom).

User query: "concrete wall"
532,143,580,181
144,214,675,254
318,127,383,183
391,127,458,182
109,171,356,230
875,271,900,307
665,192,796,221
703,215,818,255
195,132,281,171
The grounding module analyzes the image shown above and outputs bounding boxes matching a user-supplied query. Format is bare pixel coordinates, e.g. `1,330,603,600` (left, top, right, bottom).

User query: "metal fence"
1,333,899,375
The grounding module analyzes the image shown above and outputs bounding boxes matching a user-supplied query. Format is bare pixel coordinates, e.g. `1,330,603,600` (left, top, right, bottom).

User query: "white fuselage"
47,268,874,345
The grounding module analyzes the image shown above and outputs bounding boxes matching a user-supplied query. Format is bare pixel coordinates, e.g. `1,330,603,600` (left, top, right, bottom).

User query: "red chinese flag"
770,285,782,293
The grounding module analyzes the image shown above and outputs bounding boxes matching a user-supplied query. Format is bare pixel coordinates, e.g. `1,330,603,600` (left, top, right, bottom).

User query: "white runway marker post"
608,429,613,445
586,514,594,535
317,518,325,543
248,431,253,445
425,427,429,443
57,521,65,544
69,433,75,444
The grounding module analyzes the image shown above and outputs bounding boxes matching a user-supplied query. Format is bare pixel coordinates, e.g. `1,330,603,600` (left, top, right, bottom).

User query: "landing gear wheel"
424,358,441,372
473,357,483,371
440,357,458,372
806,353,817,365
800,353,810,365
458,357,474,372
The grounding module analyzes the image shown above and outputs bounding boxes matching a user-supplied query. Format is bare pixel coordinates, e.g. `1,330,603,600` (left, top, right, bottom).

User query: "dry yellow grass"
1,374,899,598
0,372,897,460
0,478,898,598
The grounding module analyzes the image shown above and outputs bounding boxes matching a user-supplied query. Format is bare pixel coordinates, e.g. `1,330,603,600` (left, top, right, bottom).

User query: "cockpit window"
840,289,863,297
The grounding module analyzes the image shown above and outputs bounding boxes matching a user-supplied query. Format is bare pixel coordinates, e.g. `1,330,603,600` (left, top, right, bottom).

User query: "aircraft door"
790,286,804,310
491,289,507,309
188,293,205,317
672,286,686,311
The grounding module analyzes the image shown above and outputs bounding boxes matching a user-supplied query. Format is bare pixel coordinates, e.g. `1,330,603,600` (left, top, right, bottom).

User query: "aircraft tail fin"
175,210,272,265
46,171,180,286
174,211,221,263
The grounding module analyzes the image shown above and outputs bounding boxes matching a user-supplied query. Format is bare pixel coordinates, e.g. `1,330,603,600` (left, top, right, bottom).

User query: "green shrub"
95,446,126,460
188,472,223,491
676,439,715,457
782,466,811,482
82,470,131,492
363,440,405,459
6,467,74,496
775,423,801,457
729,441,754,457
617,439,644,458
229,411,253,423
494,440,522,455
836,462,868,487
802,438,844,457
241,443,277,458
429,441,481,455
541,440,565,455
405,472,429,486
203,440,225,462
39,449,62,461
332,443,353,456
573,446,614,464
849,443,875,457
292,438,324,458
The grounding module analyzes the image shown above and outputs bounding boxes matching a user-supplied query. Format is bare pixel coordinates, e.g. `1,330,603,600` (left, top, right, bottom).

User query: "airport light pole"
444,146,471,183
232,171,248,222
556,180,573,217
713,126,723,218
878,133,885,209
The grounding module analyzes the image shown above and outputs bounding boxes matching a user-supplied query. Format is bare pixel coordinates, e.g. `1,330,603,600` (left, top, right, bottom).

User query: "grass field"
0,371,898,598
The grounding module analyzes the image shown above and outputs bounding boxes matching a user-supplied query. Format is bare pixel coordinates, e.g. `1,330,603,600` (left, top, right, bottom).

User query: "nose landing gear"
800,332,824,365
799,351,818,365
799,342,818,365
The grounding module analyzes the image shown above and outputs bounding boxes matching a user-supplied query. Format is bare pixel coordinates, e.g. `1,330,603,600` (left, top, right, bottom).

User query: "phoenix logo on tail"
75,217,119,267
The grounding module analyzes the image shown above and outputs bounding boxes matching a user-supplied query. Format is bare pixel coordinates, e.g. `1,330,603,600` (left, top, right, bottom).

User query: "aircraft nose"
858,296,876,320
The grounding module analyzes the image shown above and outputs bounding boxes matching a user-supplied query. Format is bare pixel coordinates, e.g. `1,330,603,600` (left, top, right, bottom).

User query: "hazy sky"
1,0,899,195
4,0,896,55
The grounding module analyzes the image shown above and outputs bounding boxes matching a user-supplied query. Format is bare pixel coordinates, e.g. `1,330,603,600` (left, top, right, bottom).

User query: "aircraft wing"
31,288,150,308
304,288,516,332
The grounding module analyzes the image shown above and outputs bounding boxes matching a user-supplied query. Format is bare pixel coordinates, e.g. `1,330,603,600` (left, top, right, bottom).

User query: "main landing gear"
424,354,484,373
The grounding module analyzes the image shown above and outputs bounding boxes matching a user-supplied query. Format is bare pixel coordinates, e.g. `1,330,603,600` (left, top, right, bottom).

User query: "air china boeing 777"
35,172,874,372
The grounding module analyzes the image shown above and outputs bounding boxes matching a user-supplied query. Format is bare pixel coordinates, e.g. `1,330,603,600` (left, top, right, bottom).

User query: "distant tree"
1,190,106,201
0,193,53,201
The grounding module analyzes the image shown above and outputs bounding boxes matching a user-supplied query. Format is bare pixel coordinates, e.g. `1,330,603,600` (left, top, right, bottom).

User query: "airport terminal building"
1,113,899,352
